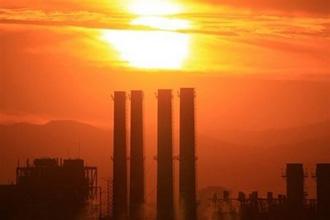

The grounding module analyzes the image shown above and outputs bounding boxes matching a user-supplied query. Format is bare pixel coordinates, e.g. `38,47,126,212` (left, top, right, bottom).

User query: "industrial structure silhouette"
109,88,330,220
0,158,97,219
207,163,330,220
0,88,329,220
111,88,197,220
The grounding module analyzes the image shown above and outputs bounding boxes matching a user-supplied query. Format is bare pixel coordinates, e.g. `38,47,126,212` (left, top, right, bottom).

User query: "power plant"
1,88,329,220
111,88,197,220
109,89,330,220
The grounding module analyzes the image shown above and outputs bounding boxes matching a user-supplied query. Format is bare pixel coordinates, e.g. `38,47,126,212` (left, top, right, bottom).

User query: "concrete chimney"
157,89,174,220
286,163,304,211
129,90,144,220
113,91,128,220
179,88,197,220
316,163,330,219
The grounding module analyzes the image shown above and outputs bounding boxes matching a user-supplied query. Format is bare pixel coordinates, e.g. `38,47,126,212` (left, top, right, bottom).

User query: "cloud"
1,0,330,15
0,9,133,30
192,0,330,15
0,0,118,12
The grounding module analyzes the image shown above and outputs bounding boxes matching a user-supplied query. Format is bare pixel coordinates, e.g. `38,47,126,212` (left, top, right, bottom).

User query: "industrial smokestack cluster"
111,88,197,220
112,90,145,220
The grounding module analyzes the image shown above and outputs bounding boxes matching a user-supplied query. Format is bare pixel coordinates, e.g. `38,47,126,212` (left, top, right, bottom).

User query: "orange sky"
1,0,330,197
0,0,329,128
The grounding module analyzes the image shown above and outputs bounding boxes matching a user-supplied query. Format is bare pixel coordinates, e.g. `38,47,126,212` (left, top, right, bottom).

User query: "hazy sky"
1,0,329,129
0,0,330,197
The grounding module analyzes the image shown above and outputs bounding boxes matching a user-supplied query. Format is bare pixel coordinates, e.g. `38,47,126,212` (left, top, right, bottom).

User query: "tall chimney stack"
113,91,128,220
157,89,174,220
285,163,304,217
316,163,330,220
129,90,144,220
179,88,197,220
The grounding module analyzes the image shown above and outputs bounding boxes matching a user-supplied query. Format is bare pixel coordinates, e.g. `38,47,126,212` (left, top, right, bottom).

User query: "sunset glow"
1,1,330,215
101,30,190,69
128,0,183,15
131,16,191,31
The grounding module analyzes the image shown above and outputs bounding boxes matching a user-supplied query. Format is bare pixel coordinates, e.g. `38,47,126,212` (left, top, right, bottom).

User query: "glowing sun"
100,0,190,70
101,30,190,69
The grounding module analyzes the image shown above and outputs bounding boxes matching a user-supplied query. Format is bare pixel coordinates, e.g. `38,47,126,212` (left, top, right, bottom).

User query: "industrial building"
207,163,330,220
0,158,97,220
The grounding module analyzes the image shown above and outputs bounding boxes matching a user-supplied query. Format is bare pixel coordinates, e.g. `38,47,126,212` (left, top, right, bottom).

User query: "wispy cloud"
0,9,133,30
1,8,330,39
187,0,330,15
0,5,329,77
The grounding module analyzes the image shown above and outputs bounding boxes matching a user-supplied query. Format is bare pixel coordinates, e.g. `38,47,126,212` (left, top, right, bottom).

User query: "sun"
99,0,191,70
131,16,191,31
101,30,190,69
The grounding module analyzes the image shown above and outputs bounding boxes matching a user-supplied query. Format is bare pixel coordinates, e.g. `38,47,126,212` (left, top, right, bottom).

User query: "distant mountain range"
198,121,330,194
1,120,329,195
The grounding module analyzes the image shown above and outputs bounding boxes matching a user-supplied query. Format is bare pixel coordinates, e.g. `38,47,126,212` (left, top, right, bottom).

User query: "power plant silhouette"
109,88,330,220
1,88,330,220
111,88,197,220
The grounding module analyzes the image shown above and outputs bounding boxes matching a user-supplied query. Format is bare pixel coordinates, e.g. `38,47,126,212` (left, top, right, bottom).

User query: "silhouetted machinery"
208,163,330,220
0,158,97,220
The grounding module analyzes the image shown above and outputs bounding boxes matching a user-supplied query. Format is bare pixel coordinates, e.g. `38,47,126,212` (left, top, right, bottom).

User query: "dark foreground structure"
0,158,97,220
208,163,330,220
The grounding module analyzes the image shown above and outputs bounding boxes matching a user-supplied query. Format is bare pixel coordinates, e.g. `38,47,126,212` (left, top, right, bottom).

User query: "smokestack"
285,163,304,211
129,90,144,220
316,163,330,219
157,89,174,220
179,88,197,220
112,91,128,220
